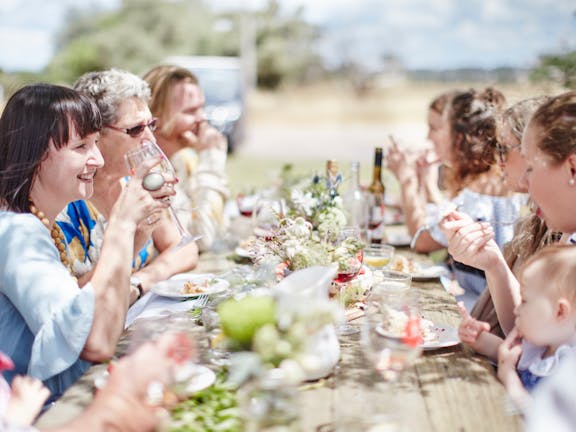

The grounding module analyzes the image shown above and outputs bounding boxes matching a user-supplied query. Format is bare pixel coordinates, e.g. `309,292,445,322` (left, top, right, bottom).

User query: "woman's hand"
113,157,174,229
386,136,415,182
457,301,491,345
440,210,501,271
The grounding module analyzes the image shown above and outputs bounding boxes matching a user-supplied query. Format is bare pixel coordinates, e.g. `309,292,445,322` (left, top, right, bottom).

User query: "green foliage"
530,51,576,89
41,0,321,89
254,0,321,89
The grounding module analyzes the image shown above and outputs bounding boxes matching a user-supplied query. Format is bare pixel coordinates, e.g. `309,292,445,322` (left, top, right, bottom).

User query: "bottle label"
368,204,385,243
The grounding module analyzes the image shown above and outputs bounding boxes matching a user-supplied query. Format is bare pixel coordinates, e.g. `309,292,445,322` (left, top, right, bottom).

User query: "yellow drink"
365,255,391,268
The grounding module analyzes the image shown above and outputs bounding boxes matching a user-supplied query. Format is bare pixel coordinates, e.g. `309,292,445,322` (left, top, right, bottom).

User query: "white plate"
176,364,216,395
410,265,447,281
234,246,251,258
151,273,229,299
375,322,459,351
386,233,412,247
422,324,460,351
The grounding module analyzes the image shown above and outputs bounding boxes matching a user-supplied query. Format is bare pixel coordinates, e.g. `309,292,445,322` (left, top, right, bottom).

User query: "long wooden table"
37,250,523,431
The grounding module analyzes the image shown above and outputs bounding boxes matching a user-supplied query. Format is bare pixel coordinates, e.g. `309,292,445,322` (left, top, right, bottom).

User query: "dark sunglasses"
107,117,158,138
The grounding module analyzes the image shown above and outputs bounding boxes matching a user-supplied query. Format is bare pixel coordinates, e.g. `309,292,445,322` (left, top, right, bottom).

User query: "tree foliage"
530,51,576,89
42,0,321,89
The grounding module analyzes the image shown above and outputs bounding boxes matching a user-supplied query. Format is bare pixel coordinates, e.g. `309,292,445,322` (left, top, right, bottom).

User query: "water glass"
371,269,411,292
201,306,231,366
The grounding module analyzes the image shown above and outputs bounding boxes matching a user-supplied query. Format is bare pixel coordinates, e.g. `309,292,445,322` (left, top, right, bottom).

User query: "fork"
194,294,210,308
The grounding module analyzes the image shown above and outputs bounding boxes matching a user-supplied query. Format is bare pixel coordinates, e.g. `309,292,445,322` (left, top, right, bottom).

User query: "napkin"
125,292,203,328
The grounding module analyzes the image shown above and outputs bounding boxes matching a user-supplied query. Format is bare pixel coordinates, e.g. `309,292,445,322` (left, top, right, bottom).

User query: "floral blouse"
56,200,156,278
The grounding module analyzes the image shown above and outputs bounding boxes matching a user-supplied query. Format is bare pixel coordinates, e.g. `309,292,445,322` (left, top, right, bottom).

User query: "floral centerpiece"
248,169,363,273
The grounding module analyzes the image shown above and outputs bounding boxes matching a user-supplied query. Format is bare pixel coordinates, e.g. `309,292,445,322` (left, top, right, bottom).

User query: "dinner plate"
422,324,459,351
151,273,229,299
386,232,412,248
410,265,447,281
375,322,459,351
234,246,251,258
174,364,216,395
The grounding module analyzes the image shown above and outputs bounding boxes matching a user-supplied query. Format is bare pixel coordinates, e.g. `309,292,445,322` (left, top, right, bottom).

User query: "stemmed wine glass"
125,140,197,247
333,226,364,336
252,194,285,239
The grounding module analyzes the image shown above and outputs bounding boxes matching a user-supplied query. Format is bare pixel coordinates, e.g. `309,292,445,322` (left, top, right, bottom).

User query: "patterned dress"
56,200,156,278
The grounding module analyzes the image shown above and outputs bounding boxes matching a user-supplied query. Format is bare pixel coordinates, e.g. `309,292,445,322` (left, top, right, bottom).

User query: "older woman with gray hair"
57,69,198,303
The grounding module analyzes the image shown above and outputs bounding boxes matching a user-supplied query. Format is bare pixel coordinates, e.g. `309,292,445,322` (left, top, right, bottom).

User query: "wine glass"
252,195,284,239
333,226,364,336
125,140,197,247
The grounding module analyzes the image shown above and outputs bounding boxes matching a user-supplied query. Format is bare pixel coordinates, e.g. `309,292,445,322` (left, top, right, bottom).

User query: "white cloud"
0,0,574,72
0,27,53,71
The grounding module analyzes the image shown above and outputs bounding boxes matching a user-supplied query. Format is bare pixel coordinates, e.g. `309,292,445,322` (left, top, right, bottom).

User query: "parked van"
163,56,245,152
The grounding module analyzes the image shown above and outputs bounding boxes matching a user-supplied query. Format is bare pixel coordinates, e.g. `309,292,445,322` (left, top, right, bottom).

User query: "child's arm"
497,327,530,413
6,375,50,426
457,302,502,361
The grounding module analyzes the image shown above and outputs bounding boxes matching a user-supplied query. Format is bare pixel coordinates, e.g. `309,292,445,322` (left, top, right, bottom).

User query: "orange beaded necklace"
29,203,73,274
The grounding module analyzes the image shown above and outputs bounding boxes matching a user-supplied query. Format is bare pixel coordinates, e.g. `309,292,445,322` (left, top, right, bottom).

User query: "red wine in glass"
334,271,357,284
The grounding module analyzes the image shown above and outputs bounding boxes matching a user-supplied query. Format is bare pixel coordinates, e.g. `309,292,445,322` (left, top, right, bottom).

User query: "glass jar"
239,368,301,431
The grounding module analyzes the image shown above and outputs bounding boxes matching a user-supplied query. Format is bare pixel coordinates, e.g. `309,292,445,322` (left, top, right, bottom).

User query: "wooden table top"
36,249,523,432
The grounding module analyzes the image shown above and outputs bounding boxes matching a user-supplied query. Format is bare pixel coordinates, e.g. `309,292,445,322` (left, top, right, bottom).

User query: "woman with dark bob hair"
0,84,171,402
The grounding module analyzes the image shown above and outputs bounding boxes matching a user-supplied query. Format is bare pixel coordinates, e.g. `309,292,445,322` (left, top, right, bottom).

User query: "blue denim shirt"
0,212,94,402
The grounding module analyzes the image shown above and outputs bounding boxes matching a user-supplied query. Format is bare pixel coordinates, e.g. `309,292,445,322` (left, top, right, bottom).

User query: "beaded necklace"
29,203,74,275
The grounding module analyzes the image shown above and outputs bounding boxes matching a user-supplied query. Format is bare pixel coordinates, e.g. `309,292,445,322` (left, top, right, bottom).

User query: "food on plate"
390,256,420,274
182,278,218,294
379,306,438,344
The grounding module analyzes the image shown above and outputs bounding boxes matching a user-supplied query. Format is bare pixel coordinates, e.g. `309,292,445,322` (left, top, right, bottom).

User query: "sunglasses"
107,117,158,138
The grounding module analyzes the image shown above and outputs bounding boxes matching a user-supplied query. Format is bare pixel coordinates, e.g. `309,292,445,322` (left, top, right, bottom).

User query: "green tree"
43,0,323,88
253,0,322,89
530,51,576,89
46,0,227,84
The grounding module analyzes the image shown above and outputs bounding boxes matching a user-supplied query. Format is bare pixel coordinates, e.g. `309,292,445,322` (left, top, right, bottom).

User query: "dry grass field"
227,79,563,194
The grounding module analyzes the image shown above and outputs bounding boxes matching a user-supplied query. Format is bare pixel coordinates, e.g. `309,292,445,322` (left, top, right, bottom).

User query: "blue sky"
0,0,574,72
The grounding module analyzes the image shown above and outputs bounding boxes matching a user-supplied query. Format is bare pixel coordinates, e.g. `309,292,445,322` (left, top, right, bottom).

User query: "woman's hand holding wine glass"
124,140,200,247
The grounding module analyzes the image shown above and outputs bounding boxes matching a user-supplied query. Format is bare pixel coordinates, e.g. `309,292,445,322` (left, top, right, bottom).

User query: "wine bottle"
342,161,368,231
325,159,342,194
367,147,386,244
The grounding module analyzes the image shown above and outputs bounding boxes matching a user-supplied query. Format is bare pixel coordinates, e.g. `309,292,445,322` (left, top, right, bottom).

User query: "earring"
570,178,575,186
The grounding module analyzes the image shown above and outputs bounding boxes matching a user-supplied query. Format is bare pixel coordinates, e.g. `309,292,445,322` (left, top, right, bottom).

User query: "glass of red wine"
333,226,364,336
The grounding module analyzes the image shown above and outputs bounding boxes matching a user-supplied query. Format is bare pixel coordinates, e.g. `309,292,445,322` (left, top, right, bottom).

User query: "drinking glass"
201,306,231,366
363,244,395,271
252,195,284,239
125,140,197,247
371,269,411,290
333,226,364,336
362,277,421,382
236,191,259,218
